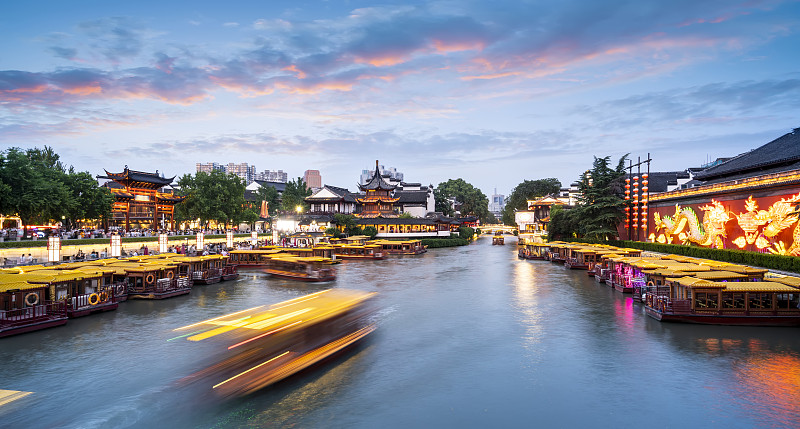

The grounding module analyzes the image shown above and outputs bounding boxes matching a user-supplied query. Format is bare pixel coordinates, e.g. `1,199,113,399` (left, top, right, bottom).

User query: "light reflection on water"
1,236,799,428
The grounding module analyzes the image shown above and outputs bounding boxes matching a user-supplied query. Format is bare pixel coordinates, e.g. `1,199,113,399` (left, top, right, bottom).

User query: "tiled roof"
359,160,396,191
394,191,428,204
695,129,800,182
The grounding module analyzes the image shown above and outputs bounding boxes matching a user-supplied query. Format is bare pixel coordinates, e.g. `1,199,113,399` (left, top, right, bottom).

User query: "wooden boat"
332,244,384,260
643,276,800,326
21,269,119,318
263,256,337,282
170,255,225,285
227,249,286,268
565,248,596,271
109,261,190,300
175,289,377,397
0,279,68,337
260,245,340,261
370,239,427,255
518,243,547,260
492,235,505,245
221,264,239,281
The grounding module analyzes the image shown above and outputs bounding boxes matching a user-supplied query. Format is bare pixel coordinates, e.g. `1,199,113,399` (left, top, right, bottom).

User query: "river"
2,236,799,428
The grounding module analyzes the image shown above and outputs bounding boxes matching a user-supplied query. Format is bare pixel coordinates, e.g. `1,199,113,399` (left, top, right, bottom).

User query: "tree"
434,179,493,223
362,226,378,239
399,212,414,219
280,177,312,213
325,226,342,238
501,178,561,225
62,169,113,230
458,226,474,240
549,155,628,241
255,184,279,217
333,213,358,236
0,147,71,236
174,170,247,229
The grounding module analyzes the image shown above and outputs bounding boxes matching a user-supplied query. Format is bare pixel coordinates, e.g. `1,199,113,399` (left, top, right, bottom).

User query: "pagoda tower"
356,160,399,218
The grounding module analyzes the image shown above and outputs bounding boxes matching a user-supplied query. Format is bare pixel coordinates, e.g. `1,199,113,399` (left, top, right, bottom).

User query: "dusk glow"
2,0,799,192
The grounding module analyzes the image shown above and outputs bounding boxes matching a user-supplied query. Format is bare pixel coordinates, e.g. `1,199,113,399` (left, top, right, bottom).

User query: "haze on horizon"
2,0,799,197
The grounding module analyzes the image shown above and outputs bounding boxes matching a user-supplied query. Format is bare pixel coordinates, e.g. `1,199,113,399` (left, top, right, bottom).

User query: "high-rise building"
303,170,322,190
489,188,505,219
196,162,223,174
359,164,403,185
225,163,256,184
256,169,288,183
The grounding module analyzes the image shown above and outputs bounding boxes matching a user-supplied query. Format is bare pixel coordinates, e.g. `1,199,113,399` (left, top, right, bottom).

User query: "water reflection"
512,260,543,356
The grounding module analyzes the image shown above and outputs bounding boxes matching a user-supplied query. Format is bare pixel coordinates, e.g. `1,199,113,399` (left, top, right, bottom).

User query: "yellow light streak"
244,308,312,330
228,320,303,350
212,351,291,389
174,305,266,331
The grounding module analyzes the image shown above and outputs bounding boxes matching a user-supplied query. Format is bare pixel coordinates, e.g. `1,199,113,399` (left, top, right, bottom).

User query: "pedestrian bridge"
481,224,517,234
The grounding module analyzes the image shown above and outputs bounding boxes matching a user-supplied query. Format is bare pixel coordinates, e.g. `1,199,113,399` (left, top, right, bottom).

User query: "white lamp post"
196,232,204,248
111,235,121,257
226,231,234,248
159,233,168,253
47,236,61,263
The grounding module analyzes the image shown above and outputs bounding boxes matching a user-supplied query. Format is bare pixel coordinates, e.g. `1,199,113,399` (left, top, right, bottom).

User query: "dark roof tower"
359,160,396,191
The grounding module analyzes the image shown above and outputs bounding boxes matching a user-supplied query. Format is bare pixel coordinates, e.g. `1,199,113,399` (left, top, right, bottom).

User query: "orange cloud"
432,39,485,53
62,85,103,95
283,64,307,79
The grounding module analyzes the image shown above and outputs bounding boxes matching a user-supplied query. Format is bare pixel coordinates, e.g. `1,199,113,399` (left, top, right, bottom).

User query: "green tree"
333,213,358,235
501,178,561,225
546,205,577,241
458,226,475,240
255,184,279,217
62,169,113,229
280,177,312,213
0,147,71,236
362,226,378,239
434,179,492,223
399,212,414,219
325,227,342,238
174,170,247,229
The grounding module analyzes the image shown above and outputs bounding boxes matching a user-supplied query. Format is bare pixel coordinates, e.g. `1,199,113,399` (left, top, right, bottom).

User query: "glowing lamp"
159,233,168,253
226,231,234,248
251,231,258,243
625,184,630,189
625,178,630,183
47,236,61,262
196,232,204,248
642,173,649,179
111,235,121,257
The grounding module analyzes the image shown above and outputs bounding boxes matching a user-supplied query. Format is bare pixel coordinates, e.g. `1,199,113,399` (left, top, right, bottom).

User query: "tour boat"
518,243,547,260
332,244,385,260
370,239,427,255
0,279,68,337
492,235,505,245
221,264,239,281
176,289,377,397
21,269,119,318
171,255,225,285
227,249,286,268
263,256,337,282
108,261,191,299
643,276,800,326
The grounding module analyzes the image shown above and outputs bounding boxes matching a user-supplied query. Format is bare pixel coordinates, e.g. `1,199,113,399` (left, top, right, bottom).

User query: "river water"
2,236,800,428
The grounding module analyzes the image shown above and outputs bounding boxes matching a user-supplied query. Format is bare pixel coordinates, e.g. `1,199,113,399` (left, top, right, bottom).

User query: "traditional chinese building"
356,160,400,218
628,128,800,256
515,196,568,243
97,166,184,232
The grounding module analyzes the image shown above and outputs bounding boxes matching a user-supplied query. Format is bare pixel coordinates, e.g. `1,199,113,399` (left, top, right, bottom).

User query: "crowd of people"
1,227,267,241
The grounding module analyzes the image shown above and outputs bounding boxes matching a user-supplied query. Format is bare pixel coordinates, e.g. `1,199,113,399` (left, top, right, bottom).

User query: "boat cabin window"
694,292,718,309
748,293,771,310
776,293,800,310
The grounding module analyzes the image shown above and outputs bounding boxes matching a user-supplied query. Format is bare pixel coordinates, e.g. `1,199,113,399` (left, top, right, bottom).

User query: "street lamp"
226,231,234,248
296,205,303,214
111,234,121,257
158,233,169,253
47,236,61,263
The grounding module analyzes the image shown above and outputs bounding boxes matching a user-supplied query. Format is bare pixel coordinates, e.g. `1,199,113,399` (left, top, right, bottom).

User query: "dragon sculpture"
733,192,800,256
652,200,731,248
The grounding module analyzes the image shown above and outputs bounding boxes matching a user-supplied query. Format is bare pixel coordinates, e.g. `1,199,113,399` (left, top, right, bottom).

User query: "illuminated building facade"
356,161,400,218
632,128,800,256
515,196,568,243
98,167,184,232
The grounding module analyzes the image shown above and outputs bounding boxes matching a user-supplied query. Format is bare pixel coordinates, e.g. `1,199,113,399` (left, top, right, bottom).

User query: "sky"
2,0,800,198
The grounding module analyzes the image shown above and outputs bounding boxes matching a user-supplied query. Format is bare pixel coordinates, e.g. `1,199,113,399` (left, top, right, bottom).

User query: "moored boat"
0,279,68,337
370,239,427,255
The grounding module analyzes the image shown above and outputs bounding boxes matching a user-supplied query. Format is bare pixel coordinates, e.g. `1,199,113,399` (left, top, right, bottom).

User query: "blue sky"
2,0,799,197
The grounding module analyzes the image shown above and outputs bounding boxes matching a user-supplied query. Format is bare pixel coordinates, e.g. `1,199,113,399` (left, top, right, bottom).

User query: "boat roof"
0,280,42,292
768,276,800,288
174,289,376,342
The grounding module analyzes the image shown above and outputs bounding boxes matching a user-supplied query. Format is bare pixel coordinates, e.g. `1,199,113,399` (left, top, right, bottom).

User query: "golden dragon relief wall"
649,192,800,256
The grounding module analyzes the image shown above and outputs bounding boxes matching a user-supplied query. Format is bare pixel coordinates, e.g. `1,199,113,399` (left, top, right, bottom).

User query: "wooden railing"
0,302,67,327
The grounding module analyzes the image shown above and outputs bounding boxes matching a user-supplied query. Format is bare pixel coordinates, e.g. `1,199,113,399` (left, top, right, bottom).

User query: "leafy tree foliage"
174,170,248,228
458,226,474,240
280,177,312,213
434,178,492,223
0,146,111,234
547,155,628,241
333,213,358,236
501,178,561,225
362,226,378,239
325,227,342,238
254,184,280,217
398,212,414,219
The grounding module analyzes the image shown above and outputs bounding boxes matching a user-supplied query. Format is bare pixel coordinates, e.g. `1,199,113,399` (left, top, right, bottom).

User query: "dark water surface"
2,236,799,428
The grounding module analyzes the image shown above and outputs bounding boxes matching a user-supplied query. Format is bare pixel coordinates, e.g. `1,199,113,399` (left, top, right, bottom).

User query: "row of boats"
0,238,427,338
519,241,800,326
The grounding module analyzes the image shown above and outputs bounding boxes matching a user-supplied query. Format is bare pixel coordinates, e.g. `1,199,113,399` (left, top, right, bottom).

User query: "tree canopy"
0,146,112,232
280,177,312,213
434,178,492,223
501,178,562,225
174,170,248,228
547,155,628,241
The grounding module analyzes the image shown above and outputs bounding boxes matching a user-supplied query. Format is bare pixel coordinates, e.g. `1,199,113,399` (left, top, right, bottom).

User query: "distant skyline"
2,0,799,197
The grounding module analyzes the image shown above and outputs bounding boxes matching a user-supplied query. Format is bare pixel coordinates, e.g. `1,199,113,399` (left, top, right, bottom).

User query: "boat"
332,244,385,260
221,264,239,281
171,255,225,285
263,256,337,282
108,261,191,300
370,239,427,255
227,249,286,268
0,279,68,337
175,289,377,397
518,243,547,260
20,269,119,317
492,235,505,245
643,276,800,326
